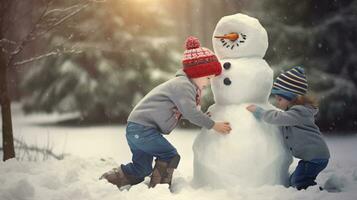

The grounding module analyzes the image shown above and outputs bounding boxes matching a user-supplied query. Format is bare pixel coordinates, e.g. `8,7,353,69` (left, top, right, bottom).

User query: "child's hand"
206,112,212,117
213,122,231,134
246,105,257,113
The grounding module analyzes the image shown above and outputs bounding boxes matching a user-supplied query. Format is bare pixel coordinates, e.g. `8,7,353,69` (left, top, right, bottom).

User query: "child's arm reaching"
170,82,231,134
246,105,302,126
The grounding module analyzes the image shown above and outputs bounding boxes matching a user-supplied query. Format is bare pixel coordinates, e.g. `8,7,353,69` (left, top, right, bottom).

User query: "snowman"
192,13,292,188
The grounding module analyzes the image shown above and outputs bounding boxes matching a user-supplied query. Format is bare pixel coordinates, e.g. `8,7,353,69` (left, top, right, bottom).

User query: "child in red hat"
100,36,232,190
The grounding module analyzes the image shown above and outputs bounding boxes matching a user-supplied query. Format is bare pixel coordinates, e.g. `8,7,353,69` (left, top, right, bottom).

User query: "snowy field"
1,104,357,200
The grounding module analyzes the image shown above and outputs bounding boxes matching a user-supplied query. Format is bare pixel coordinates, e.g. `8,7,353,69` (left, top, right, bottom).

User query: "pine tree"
250,0,357,132
21,0,179,123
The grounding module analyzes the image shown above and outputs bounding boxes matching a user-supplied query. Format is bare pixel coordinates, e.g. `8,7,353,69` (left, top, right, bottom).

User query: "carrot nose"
214,32,239,41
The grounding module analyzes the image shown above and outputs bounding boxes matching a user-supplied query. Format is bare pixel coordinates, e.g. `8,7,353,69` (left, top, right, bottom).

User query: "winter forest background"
0,0,357,199
1,0,357,160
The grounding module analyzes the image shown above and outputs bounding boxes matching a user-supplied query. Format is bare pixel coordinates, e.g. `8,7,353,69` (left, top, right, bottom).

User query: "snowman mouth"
223,77,232,86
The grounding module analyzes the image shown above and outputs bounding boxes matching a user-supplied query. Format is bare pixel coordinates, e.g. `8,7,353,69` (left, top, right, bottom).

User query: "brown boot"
149,155,180,188
100,166,143,189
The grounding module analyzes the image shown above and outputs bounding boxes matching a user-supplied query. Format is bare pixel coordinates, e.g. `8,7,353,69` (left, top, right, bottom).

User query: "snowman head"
212,13,268,59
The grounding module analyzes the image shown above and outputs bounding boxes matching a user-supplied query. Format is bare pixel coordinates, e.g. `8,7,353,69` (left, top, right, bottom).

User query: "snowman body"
192,14,292,188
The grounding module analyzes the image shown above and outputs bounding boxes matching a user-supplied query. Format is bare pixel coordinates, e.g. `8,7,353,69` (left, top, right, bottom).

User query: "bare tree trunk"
0,0,15,161
0,52,15,161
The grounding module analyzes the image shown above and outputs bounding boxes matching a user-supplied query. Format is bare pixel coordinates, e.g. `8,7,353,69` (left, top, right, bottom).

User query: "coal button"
223,62,231,70
223,78,232,85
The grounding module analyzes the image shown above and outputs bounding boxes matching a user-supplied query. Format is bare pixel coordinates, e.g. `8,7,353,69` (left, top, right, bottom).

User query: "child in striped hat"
246,66,330,190
100,36,232,190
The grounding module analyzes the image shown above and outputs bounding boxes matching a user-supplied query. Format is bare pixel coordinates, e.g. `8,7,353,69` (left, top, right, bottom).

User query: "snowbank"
1,104,357,199
1,153,357,200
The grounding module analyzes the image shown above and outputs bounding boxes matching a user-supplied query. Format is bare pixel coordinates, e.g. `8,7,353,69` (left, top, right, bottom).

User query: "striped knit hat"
182,36,222,78
271,66,308,101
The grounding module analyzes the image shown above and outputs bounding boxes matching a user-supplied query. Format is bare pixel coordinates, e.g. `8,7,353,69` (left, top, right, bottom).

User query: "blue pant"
121,122,179,178
290,159,329,190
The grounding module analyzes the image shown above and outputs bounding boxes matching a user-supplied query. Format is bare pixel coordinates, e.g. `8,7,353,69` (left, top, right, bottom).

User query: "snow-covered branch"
5,0,96,69
14,48,82,66
0,38,17,46
35,2,90,38
44,4,84,17
7,1,50,65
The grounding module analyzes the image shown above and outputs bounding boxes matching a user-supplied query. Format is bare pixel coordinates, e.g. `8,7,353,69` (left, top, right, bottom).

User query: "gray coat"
254,105,330,161
127,71,214,134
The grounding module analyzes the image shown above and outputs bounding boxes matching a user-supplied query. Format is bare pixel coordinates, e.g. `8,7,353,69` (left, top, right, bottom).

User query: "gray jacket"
127,70,214,134
254,105,330,161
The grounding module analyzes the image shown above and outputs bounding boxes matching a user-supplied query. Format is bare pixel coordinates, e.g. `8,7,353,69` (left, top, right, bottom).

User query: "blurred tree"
310,0,357,132
12,0,357,132
21,0,179,124
0,0,93,161
255,0,357,132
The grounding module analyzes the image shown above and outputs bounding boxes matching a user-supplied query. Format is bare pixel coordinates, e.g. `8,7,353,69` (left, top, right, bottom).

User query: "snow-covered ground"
1,104,357,200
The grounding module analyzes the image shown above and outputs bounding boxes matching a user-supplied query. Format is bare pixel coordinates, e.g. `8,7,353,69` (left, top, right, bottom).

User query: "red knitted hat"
182,36,222,78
